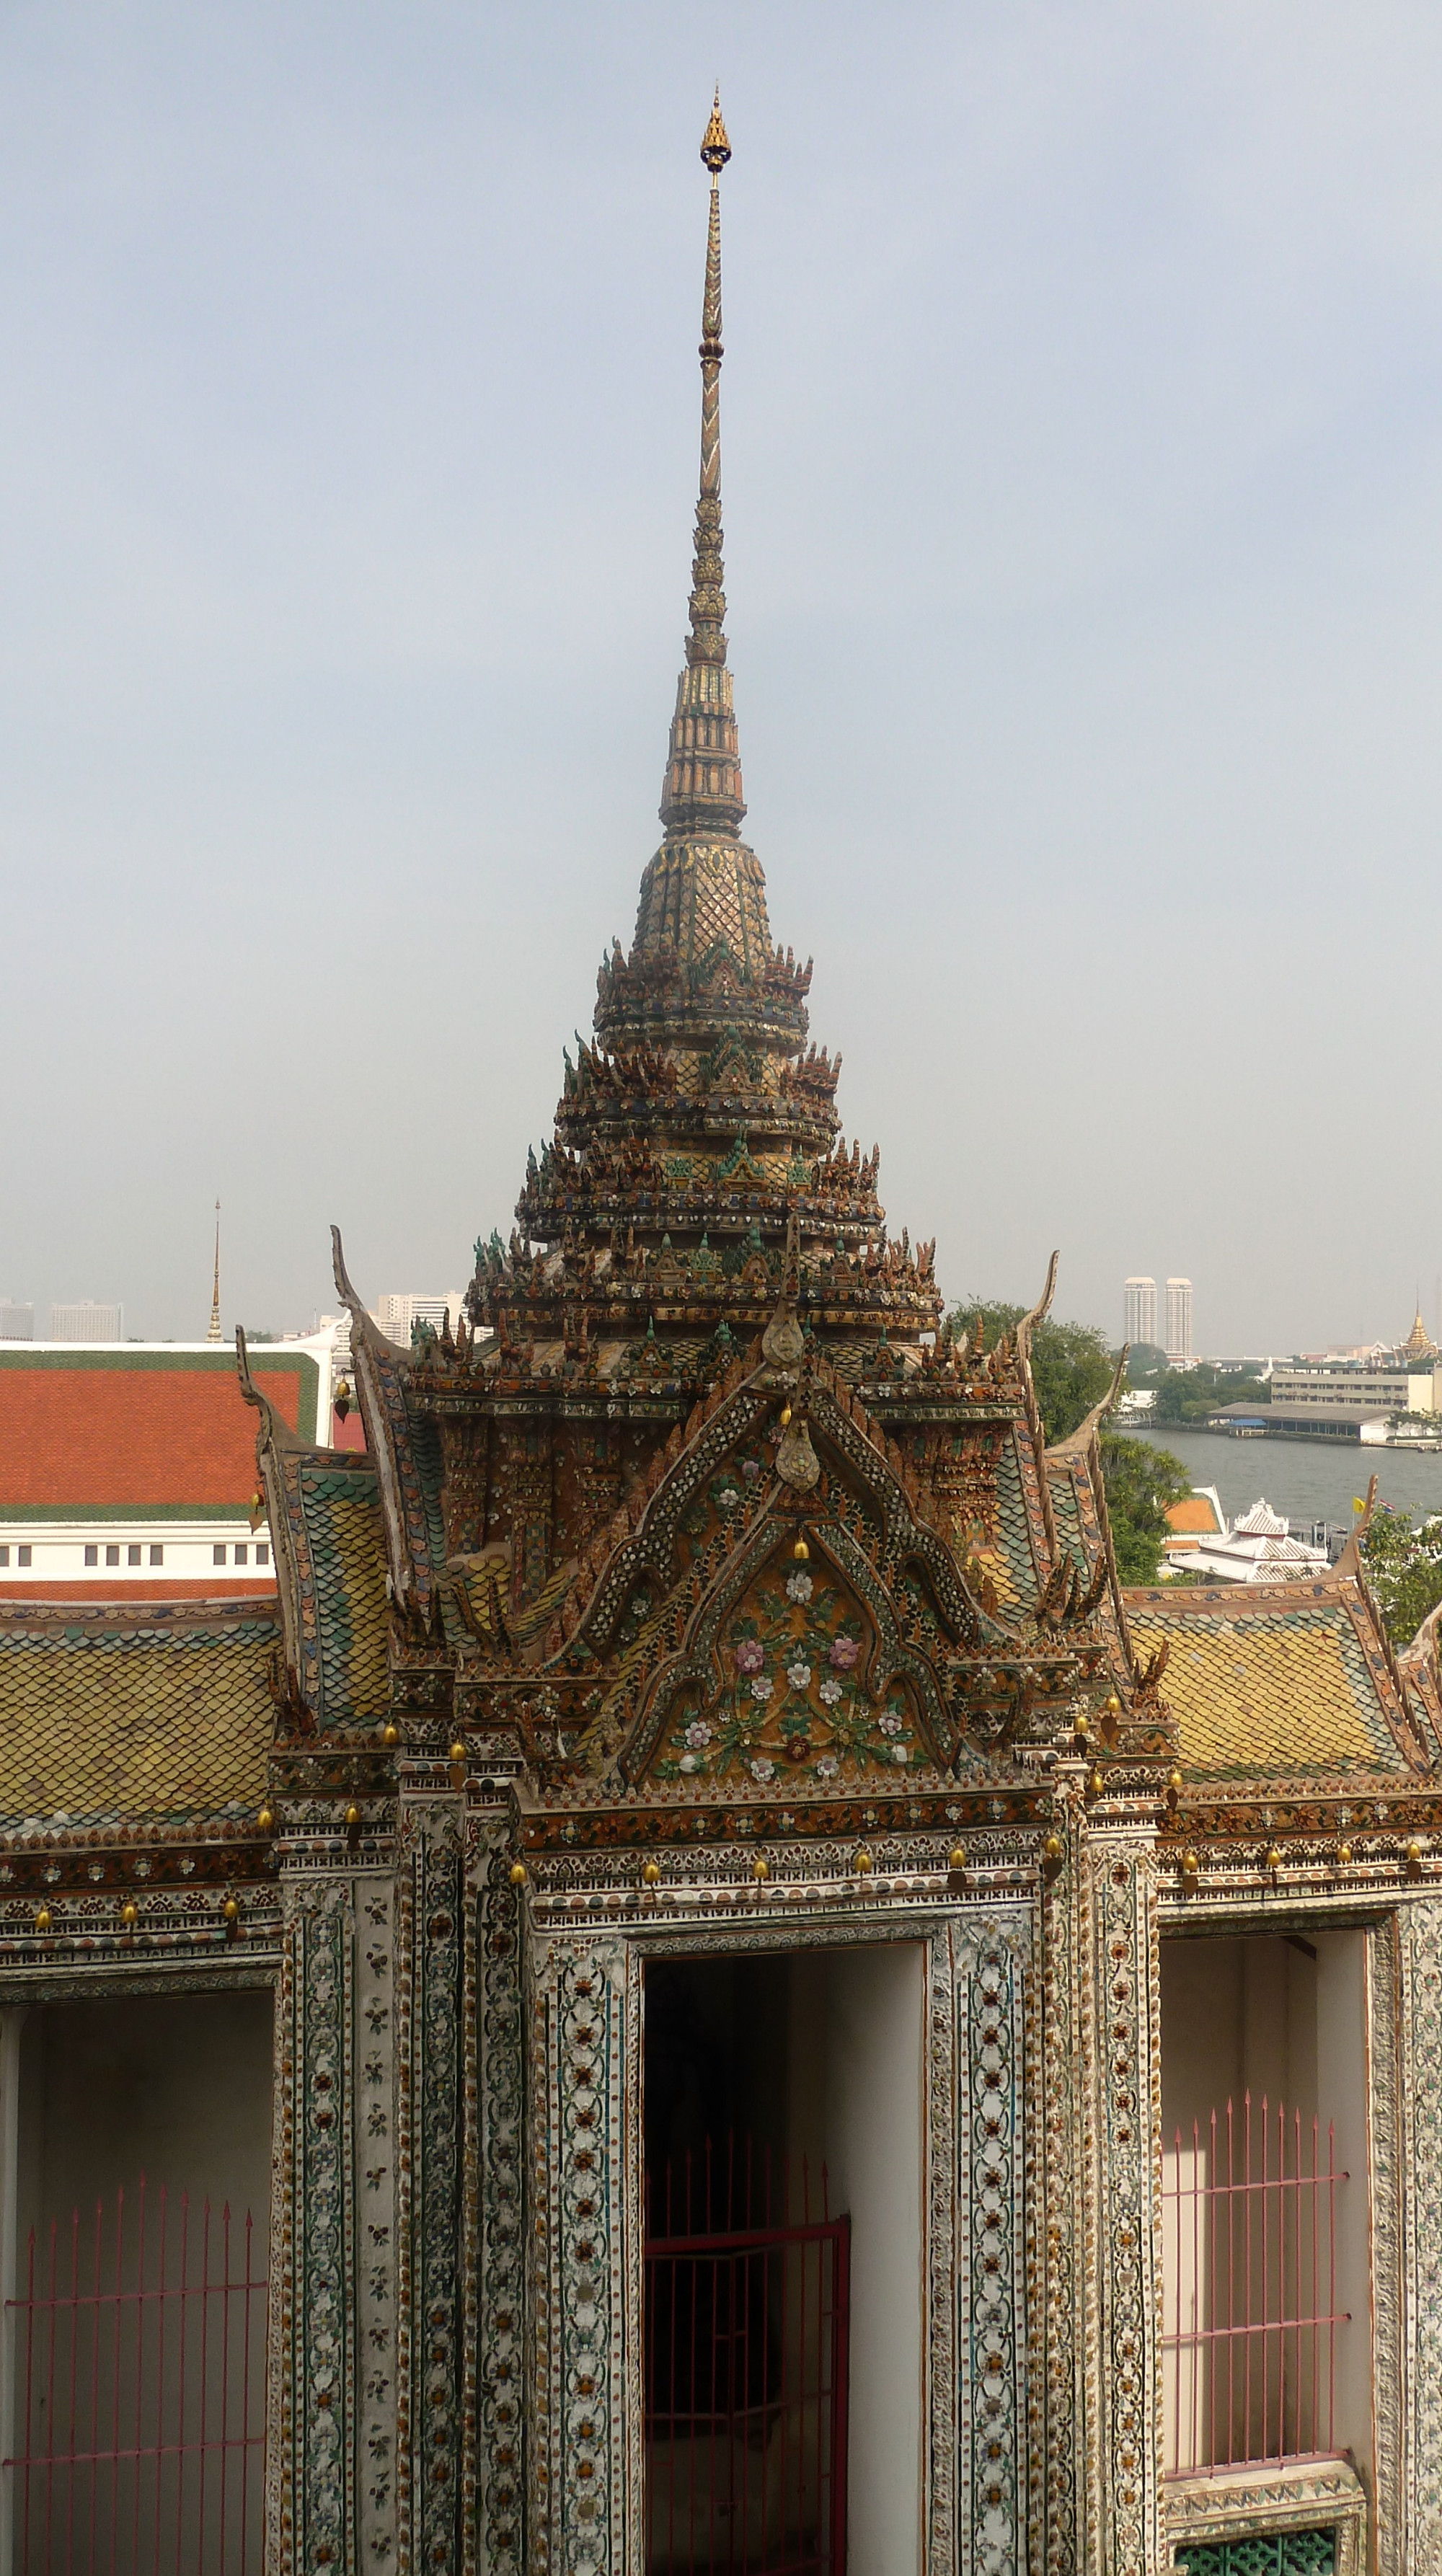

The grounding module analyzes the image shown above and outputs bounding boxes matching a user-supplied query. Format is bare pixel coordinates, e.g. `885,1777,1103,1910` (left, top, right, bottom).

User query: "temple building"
5,100,1442,2576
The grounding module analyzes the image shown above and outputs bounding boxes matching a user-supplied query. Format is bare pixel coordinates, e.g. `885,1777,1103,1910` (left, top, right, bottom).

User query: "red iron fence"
645,2141,849,2575
1162,2093,1348,2474
4,2177,267,2575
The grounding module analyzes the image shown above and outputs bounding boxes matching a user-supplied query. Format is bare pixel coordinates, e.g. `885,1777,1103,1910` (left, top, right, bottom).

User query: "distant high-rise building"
0,1303,32,1342
1165,1278,1194,1366
49,1301,123,1344
1124,1278,1156,1347
373,1293,464,1348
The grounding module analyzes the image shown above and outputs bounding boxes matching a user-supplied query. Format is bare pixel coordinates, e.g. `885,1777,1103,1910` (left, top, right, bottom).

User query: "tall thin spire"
208,1200,222,1344
659,93,746,839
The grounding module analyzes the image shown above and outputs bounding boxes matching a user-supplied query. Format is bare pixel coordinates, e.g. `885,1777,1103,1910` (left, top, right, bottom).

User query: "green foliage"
1126,1342,1170,1384
242,1328,277,1343
1152,1362,1270,1425
1098,1434,1192,1585
1361,1509,1442,1647
948,1300,1115,1444
948,1298,1193,1585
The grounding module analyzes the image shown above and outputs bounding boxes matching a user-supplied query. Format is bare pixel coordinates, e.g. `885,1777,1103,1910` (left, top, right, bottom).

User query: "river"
1110,1422,1442,1536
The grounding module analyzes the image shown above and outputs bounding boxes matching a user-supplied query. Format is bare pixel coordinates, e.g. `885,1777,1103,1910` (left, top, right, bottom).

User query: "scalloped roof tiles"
0,1603,278,1823
1127,1590,1408,1777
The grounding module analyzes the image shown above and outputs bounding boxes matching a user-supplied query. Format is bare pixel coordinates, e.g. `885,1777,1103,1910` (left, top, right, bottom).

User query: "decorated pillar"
947,1907,1033,2576
468,1818,528,2576
271,1864,394,2576
1048,1815,1164,2576
1396,1895,1442,2564
525,1928,638,2576
394,1770,466,2576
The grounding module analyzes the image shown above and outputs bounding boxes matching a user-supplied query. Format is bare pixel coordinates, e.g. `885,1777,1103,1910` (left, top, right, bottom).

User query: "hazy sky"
4,3,1441,1354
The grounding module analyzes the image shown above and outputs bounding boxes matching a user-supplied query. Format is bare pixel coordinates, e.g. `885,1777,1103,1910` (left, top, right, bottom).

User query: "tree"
948,1301,1115,1443
947,1298,1191,1585
1361,1510,1442,1647
1153,1362,1270,1425
1126,1342,1170,1385
1097,1434,1192,1585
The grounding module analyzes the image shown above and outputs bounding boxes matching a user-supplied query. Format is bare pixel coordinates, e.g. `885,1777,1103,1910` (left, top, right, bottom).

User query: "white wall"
789,1944,925,2576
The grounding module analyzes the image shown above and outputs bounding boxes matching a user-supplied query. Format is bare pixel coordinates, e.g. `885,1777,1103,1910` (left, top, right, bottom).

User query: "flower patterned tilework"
652,1544,917,1786
0,1603,279,1821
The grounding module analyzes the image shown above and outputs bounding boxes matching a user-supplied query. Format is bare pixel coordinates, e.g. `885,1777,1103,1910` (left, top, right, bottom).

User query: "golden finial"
207,1199,222,1344
701,88,731,174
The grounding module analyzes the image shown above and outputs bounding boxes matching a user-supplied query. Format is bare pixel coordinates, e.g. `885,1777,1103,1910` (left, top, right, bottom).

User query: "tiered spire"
207,1200,222,1344
461,102,941,1384
658,92,746,840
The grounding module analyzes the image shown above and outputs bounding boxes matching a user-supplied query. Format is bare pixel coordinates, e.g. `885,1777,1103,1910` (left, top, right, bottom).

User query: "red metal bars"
1161,2092,1349,2475
644,2141,849,2575
4,2175,266,2575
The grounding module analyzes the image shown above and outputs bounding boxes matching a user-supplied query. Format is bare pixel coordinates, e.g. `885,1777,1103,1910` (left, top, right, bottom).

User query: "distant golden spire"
208,1200,222,1344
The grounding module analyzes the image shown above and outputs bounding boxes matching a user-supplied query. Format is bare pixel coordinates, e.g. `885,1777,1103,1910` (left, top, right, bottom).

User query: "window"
0,1547,8,1567
128,1544,141,1567
213,1544,226,1567
17,1546,30,1567
234,1544,248,1567
84,1545,98,1567
149,1544,163,1567
256,1544,270,1568
105,1544,120,1567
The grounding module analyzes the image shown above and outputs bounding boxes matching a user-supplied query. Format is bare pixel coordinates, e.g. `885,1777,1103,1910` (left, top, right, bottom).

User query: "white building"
373,1291,466,1347
49,1299,123,1342
1167,1493,1330,1585
1124,1276,1156,1346
0,1303,32,1341
1165,1276,1193,1366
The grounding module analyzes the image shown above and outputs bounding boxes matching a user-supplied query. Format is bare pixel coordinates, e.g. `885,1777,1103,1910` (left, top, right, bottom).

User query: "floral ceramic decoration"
652,1545,919,1784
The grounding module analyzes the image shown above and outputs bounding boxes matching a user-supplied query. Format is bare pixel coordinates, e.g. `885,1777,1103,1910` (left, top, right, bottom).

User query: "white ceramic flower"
815,1756,839,1779
818,1678,843,1707
751,1758,776,1783
786,1661,812,1691
784,1572,813,1603
680,1753,699,1774
684,1720,712,1748
750,1677,773,1702
878,1712,901,1736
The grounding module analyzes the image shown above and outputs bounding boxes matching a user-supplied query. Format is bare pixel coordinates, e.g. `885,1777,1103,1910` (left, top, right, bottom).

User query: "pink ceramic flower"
734,1639,765,1674
828,1636,859,1670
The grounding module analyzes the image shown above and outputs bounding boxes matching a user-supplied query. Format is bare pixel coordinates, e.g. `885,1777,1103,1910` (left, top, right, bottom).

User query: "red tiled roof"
0,1352,315,1513
1165,1495,1225,1538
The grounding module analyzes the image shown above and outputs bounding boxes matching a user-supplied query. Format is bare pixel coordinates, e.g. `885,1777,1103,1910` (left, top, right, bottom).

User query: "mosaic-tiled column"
526,1929,637,2576
271,1869,371,2575
1075,1826,1164,2576
1396,1895,1442,2562
395,1787,466,2575
950,1907,1033,2576
468,1820,527,2576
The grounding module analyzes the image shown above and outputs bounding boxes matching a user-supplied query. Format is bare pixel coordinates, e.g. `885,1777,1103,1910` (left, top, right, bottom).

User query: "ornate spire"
208,1200,222,1344
659,93,746,838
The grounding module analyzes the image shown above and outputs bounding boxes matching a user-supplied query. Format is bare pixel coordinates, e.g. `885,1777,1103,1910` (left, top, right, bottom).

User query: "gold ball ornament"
1089,1769,1105,1798
642,1861,661,1885
449,1741,466,1763
1043,1833,1063,1864
382,1722,399,1747
779,1404,792,1427
345,1804,360,1829
257,1806,275,1834
1408,1839,1425,1869
1337,1843,1354,1867
509,1862,528,1888
223,1897,240,1922
752,1856,770,1882
120,1902,138,1929
1265,1846,1283,1872
948,1846,966,1872
1182,1849,1200,1879
34,1907,50,1934
1167,1769,1183,1801
792,1537,810,1562
854,1847,874,1875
